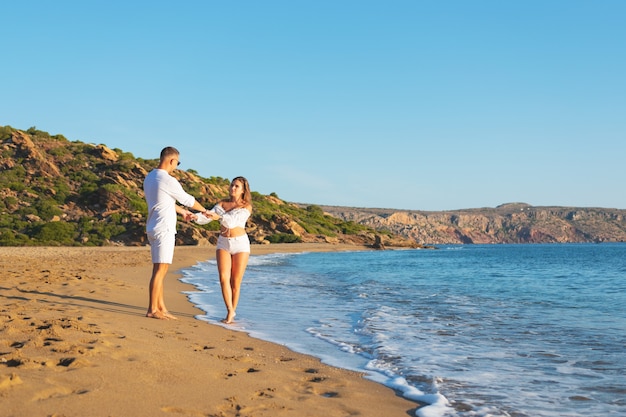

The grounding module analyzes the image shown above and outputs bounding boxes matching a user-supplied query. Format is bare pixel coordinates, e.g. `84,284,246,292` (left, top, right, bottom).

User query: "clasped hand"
181,211,196,222
181,211,219,223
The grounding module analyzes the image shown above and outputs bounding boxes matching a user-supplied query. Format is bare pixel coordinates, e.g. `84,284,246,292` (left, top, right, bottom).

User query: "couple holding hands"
143,146,251,324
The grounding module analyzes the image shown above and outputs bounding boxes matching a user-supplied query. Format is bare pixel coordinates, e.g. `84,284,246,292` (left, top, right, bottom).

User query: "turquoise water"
181,243,626,417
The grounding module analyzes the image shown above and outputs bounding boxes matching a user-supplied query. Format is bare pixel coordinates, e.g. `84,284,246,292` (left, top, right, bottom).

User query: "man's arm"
176,205,193,222
187,200,208,213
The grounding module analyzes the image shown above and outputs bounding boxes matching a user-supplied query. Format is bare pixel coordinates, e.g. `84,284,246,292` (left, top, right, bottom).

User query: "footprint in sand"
297,368,342,398
304,369,327,383
254,387,276,398
43,337,63,346
160,406,206,416
32,385,82,401
0,373,23,389
57,357,76,367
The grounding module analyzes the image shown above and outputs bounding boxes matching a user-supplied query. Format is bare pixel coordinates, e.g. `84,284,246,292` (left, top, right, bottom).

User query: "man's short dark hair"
160,146,180,161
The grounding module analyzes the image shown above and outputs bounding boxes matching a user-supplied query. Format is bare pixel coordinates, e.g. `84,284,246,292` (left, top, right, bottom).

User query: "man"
143,146,209,319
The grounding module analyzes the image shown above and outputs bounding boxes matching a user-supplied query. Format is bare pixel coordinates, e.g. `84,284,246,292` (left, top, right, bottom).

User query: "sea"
180,243,626,417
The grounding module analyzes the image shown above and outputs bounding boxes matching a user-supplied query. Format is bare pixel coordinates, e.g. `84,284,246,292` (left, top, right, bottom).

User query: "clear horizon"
2,1,625,211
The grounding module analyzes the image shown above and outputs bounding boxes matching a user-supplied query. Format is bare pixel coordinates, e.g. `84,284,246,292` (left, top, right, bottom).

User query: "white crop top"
195,204,250,229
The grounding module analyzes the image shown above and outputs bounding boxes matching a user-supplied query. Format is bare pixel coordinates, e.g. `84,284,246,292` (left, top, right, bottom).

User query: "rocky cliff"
319,203,626,244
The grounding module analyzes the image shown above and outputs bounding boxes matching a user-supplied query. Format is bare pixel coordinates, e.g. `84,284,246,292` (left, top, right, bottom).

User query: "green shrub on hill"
267,233,302,243
33,198,63,221
0,228,31,245
28,222,76,245
77,216,129,246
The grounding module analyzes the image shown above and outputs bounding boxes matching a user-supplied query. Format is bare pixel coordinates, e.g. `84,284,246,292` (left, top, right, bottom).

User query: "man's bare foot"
221,311,236,324
146,311,169,320
163,311,178,320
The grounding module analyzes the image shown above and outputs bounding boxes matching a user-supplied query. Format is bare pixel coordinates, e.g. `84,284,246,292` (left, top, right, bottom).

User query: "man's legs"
147,231,176,319
147,263,171,319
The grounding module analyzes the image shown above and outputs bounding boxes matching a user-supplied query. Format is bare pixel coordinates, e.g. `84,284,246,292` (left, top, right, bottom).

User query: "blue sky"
2,1,625,211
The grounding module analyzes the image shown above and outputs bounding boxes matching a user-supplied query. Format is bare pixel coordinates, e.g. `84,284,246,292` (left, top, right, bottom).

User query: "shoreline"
0,244,421,416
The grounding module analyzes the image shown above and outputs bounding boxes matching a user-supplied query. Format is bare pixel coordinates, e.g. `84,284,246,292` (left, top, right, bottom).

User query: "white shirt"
143,169,196,234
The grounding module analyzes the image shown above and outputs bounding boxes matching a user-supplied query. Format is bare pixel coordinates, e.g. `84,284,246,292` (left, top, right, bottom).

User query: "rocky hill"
0,126,415,248
319,203,626,244
3,126,625,247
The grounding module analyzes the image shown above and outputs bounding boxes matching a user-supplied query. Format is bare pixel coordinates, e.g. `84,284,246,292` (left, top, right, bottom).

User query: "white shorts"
216,234,250,255
147,231,176,264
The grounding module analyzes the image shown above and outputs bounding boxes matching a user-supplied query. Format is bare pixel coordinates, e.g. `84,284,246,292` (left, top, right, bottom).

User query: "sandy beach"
0,244,420,417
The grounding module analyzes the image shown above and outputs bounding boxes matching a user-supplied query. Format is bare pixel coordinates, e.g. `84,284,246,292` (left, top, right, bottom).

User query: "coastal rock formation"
319,203,626,244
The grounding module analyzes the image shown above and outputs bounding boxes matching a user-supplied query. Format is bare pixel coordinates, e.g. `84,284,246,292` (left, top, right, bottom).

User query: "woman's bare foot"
221,311,236,324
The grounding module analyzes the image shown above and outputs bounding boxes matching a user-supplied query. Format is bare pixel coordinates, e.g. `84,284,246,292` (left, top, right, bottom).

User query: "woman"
195,176,252,324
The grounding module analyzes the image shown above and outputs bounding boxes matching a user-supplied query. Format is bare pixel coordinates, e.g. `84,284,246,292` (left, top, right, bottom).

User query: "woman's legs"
216,249,234,322
216,249,249,323
229,251,250,313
